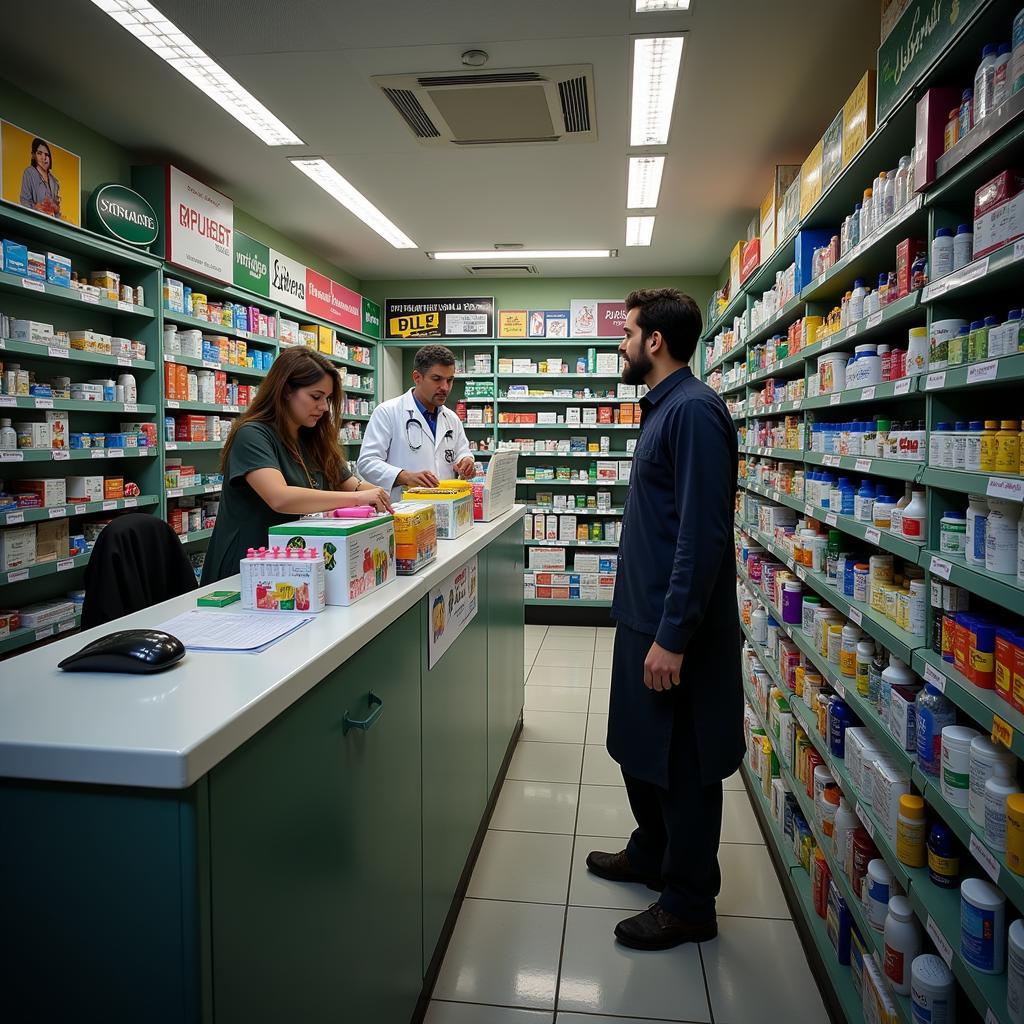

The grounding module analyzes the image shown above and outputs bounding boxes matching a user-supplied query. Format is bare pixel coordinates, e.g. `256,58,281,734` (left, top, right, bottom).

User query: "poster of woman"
1,120,81,227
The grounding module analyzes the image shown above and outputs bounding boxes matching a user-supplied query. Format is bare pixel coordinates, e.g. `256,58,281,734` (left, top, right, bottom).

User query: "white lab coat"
357,389,473,500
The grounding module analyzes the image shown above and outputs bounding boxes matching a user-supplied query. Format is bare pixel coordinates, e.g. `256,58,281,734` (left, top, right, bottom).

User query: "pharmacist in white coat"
358,343,476,501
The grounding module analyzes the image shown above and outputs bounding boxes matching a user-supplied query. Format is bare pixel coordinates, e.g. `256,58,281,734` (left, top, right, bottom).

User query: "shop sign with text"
385,297,494,340
362,296,382,338
167,166,233,283
87,183,158,247
233,231,270,297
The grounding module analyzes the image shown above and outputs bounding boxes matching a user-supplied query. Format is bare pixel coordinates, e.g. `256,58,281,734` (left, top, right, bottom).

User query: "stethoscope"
405,413,453,453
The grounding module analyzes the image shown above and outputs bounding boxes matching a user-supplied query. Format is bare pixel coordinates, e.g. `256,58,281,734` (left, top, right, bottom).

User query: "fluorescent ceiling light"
290,159,418,249
636,1,691,10
429,249,615,260
627,156,665,209
630,35,685,147
88,0,303,146
626,216,656,246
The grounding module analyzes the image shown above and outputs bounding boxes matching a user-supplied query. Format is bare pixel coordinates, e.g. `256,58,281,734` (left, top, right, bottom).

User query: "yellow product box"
402,486,474,539
391,500,438,575
799,140,824,219
760,188,776,259
299,324,334,353
842,70,877,168
69,330,112,354
729,241,744,299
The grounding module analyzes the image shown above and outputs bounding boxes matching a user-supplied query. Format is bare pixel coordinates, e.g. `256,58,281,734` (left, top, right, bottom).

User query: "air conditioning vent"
464,264,539,277
558,76,591,133
374,65,596,147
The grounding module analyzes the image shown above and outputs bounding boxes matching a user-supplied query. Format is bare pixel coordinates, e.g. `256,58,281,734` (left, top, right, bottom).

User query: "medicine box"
66,476,105,503
528,547,565,571
401,487,474,539
46,412,68,450
35,519,69,563
565,407,581,426
472,449,518,521
3,239,28,276
536,411,558,425
0,524,36,571
12,319,55,345
268,514,395,606
240,549,326,613
595,352,619,374
559,516,577,542
391,500,438,575
18,600,75,628
46,252,71,287
545,514,558,540
582,408,598,425
574,554,600,572
973,188,1024,259
15,422,50,448
17,478,66,506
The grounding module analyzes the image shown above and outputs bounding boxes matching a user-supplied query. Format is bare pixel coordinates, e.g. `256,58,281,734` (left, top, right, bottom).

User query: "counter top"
0,507,526,790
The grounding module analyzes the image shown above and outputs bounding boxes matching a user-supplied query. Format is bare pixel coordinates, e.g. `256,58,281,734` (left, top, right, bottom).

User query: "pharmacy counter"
0,507,526,1024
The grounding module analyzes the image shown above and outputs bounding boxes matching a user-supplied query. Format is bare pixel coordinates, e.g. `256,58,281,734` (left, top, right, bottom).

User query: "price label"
796,567,808,582
855,803,876,839
34,398,53,409
850,608,864,627
923,660,946,691
123,498,138,508
166,488,183,498
969,834,1001,884
166,400,180,409
21,278,44,292
927,916,954,968
867,311,884,330
793,399,802,410
992,714,1014,750
226,405,240,414
107,449,124,459
58,618,75,634
865,528,881,544
0,451,24,462
52,449,69,461
6,568,29,584
164,353,176,363
90,449,106,459
946,257,991,295
79,291,99,304
825,455,841,468
57,558,75,572
205,485,220,494
894,378,912,395
123,404,138,414
855,458,872,473
1015,239,1024,262
930,555,953,580
826,512,838,527
926,372,946,391
5,510,24,525
47,506,66,519
968,359,999,384
860,386,876,401
202,360,221,370
772,491,781,502
817,273,827,289
117,300,133,312
830,392,842,406
833,680,846,699
35,626,55,640
117,357,134,367
986,477,1024,502
0,396,15,408
179,533,189,544
804,503,814,516
848,323,859,338
47,346,69,359
102,500,117,512
165,443,178,451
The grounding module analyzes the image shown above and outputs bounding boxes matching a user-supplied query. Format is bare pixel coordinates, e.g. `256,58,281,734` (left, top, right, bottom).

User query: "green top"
200,421,351,585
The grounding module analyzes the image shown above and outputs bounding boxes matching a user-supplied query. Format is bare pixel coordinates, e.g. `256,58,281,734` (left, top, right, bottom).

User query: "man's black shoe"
614,903,718,950
585,849,664,891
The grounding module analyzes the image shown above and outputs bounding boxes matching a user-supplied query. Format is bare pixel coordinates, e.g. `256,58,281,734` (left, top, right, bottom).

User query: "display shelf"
802,452,923,484
462,398,495,404
162,353,268,379
497,372,622,380
341,413,371,422
497,397,631,405
743,296,807,352
0,613,80,658
924,550,1024,616
0,551,90,588
0,397,155,414
164,441,224,452
747,345,809,387
0,447,157,464
344,385,375,396
718,375,751,397
279,342,374,372
507,450,634,458
525,598,612,607
524,539,618,548
921,467,1022,498
496,424,637,430
704,343,747,376
162,310,277,345
921,237,1024,305
163,399,246,415
740,445,806,460
517,479,627,488
0,338,155,372
165,484,222,499
0,495,157,527
493,338,622,348
176,528,215,546
927,352,1024,393
703,290,747,350
0,271,155,318
525,505,624,516
913,647,1024,764
800,376,920,412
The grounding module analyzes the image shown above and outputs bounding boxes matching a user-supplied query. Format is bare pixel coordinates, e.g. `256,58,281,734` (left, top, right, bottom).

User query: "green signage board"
233,231,270,297
362,296,382,339
877,0,984,122
86,183,159,247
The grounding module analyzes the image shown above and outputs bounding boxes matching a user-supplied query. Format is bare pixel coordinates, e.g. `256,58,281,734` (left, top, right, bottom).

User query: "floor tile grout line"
430,996,709,1023
463,893,792,922
697,943,717,1024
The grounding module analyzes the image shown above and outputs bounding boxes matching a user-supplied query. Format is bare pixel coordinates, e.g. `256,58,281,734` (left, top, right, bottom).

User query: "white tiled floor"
426,625,829,1024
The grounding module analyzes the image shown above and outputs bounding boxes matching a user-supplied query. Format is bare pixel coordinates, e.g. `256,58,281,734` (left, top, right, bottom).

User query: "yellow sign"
498,310,528,338
992,714,1014,750
1,120,82,227
387,311,440,338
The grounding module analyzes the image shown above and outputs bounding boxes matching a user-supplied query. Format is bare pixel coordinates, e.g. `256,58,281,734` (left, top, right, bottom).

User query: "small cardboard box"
67,476,104,503
104,478,125,500
0,523,36,571
391,500,438,575
35,519,69,563
240,552,326,613
799,140,824,219
842,70,876,168
528,547,566,570
11,320,54,345
16,478,66,506
268,514,395,606
400,488,474,539
45,411,69,450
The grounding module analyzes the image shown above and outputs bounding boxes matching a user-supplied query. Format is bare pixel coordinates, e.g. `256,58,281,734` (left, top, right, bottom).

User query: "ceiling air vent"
375,65,596,147
464,264,539,277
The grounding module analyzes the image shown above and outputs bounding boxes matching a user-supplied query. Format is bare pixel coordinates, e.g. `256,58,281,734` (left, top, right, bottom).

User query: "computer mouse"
58,629,186,674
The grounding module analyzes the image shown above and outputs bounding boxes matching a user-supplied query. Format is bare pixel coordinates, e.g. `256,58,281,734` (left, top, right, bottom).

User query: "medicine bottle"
883,895,921,994
927,822,960,888
984,764,1021,851
896,794,926,867
1008,793,1024,876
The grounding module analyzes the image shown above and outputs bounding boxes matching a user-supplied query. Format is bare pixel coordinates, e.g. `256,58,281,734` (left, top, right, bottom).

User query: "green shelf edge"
0,495,158,527
0,338,155,373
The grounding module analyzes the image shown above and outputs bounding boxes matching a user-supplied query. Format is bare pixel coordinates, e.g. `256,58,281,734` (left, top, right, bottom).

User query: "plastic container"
833,798,859,876
866,857,893,931
1009,918,1024,1024
932,227,954,278
985,766,1022,851
970,736,1017,826
953,224,974,270
961,877,1006,973
980,420,1000,472
910,953,956,1024
965,420,986,472
940,511,967,556
840,624,860,679
942,725,981,807
998,420,1022,475
986,498,1021,575
975,44,1000,123
901,489,927,539
907,327,929,375
967,495,990,566
928,822,960,888
819,352,850,393
896,794,927,867
884,895,921,995
750,605,767,644
0,418,15,451
917,683,955,777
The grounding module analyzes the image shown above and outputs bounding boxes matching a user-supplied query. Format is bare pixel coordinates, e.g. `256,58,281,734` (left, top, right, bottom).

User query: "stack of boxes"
524,547,617,602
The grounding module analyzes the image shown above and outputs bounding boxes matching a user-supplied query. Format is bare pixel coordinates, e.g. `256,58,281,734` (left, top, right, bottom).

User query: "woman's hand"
361,486,393,513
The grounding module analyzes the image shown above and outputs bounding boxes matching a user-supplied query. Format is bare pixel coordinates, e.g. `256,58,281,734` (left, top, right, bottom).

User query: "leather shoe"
614,903,718,950
586,849,664,891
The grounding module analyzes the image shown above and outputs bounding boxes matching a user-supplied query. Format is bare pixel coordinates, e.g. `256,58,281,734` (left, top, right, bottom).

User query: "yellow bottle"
996,419,1021,474
896,794,927,867
980,420,1001,472
1007,793,1024,876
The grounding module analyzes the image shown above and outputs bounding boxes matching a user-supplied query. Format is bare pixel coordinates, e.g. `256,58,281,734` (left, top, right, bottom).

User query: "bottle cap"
936,227,952,237
900,794,925,818
982,43,997,57
956,223,972,234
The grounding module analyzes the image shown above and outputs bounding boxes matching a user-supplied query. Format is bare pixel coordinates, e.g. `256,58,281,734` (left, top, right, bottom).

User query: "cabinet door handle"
342,692,384,734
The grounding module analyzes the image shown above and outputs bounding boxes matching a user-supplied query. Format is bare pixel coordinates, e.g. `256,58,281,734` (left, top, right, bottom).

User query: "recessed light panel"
630,35,685,147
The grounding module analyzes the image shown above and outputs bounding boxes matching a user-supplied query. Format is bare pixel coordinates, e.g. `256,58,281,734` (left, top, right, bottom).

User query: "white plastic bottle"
894,155,911,211
849,278,867,323
994,42,1013,108
882,169,896,222
932,227,954,278
954,224,974,269
0,418,15,451
985,765,1022,850
884,895,922,995
986,498,1021,574
911,954,956,1024
861,188,874,238
833,798,860,876
968,495,990,567
902,489,928,540
975,44,1000,123
891,482,913,534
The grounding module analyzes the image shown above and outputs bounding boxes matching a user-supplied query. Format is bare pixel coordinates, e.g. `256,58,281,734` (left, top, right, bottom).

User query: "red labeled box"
740,238,761,283
598,406,614,424
895,238,925,298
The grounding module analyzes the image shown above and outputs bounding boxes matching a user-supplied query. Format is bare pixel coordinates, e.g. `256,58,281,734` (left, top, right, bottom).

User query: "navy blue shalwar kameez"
608,366,744,924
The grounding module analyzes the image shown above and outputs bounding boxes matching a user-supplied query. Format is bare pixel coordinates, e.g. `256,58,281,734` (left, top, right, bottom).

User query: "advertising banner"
498,310,528,338
385,297,494,340
269,248,308,312
86,183,158,247
167,166,233,283
362,296,382,338
233,231,270,297
1,120,81,227
305,268,335,322
596,300,628,338
330,280,362,332
570,299,598,337
428,556,479,668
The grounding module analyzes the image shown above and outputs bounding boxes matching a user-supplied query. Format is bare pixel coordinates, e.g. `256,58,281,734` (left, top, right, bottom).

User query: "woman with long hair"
19,138,62,219
201,346,391,584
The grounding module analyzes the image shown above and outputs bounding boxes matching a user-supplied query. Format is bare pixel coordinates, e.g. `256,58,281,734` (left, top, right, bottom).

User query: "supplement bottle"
986,498,1021,575
866,857,893,931
953,223,974,269
0,418,15,451
833,798,860,876
940,511,967,556
840,624,860,678
884,895,922,995
855,639,874,697
980,420,1000,472
961,876,1006,973
932,227,954,278
896,794,927,867
750,605,768,644
975,44,1000,122
965,420,985,471
891,482,913,533
916,683,957,776
901,489,928,539
849,279,867,323
881,657,916,727
910,954,956,1024
967,495,990,566
998,419,1022,474
928,822,960,888
994,42,1013,106
941,724,980,807
985,763,1021,851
